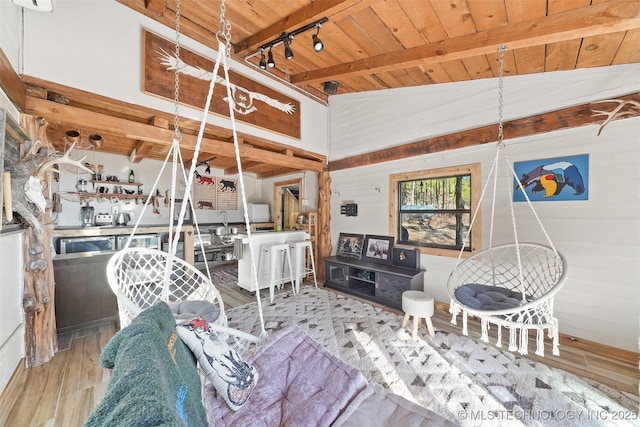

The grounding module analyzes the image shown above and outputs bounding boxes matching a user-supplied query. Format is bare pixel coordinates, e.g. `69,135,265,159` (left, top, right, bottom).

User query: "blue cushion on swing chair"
455,284,525,311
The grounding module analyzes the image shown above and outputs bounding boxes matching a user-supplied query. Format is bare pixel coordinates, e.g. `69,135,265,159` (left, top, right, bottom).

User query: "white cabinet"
0,230,25,395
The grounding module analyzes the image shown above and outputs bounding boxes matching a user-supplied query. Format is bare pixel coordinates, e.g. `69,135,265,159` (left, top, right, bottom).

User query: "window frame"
389,163,481,258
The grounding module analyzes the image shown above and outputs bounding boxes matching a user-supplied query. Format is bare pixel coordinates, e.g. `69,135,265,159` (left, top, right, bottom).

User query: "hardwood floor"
1,281,637,426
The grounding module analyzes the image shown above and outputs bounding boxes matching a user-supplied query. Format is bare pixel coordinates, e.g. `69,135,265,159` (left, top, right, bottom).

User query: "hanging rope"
218,2,268,339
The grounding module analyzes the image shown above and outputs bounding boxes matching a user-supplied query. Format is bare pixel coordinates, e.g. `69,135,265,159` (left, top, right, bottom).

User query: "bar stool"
288,240,318,293
400,290,435,340
258,242,295,303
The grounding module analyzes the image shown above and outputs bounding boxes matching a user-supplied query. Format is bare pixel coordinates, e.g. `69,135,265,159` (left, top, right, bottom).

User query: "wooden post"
19,115,58,367
317,169,332,281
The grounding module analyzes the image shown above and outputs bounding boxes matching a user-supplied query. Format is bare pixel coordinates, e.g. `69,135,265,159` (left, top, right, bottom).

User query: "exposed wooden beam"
130,140,154,163
25,96,326,172
233,0,353,54
144,0,165,16
328,92,640,171
0,48,26,111
292,0,640,84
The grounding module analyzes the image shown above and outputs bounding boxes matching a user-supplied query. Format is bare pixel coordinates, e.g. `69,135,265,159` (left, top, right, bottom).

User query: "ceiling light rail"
257,17,328,70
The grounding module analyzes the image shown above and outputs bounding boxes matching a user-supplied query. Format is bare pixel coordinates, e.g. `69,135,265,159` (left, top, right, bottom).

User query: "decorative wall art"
142,30,301,139
363,235,395,265
193,175,238,210
513,154,589,202
336,233,364,259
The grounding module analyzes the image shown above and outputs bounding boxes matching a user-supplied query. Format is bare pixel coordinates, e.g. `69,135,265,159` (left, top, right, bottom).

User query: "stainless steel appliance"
57,235,115,255
115,212,131,226
116,234,159,250
54,236,118,331
80,205,95,227
95,213,112,226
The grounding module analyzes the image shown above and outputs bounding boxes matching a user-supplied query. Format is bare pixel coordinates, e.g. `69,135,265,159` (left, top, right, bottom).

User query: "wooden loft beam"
0,48,26,111
328,92,640,171
292,0,640,84
25,96,326,172
130,140,154,163
233,0,353,54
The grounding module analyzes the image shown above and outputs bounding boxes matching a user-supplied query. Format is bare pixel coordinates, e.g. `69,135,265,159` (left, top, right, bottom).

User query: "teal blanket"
85,302,208,427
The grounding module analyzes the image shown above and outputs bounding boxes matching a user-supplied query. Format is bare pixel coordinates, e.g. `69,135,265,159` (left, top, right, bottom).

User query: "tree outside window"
389,164,481,257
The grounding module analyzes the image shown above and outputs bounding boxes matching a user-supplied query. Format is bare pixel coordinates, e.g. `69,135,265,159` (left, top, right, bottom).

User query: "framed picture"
336,233,364,259
513,154,589,202
363,235,395,264
173,199,193,225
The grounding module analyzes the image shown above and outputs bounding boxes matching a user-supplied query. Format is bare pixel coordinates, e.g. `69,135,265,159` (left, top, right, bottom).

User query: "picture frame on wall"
363,235,395,264
336,233,364,259
173,199,193,225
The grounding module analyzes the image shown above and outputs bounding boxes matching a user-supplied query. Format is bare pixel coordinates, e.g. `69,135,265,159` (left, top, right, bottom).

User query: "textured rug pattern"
226,288,638,427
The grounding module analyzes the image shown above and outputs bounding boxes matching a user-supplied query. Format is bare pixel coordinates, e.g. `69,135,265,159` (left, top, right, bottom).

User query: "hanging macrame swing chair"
106,2,266,345
447,46,568,357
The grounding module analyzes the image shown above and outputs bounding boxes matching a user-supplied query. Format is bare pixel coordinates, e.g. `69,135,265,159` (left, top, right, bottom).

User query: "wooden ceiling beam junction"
292,0,640,84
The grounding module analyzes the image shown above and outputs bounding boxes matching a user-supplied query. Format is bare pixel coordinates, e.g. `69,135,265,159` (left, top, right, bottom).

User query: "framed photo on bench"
336,233,364,259
363,234,394,265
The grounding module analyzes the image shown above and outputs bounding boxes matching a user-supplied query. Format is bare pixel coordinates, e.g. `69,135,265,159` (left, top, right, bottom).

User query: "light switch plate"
112,206,119,215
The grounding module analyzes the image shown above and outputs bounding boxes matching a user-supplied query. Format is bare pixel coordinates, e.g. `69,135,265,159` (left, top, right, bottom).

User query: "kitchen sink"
213,226,240,236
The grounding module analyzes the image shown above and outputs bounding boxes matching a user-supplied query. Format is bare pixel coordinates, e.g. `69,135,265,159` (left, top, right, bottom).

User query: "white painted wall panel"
54,150,262,227
21,0,328,155
328,69,640,351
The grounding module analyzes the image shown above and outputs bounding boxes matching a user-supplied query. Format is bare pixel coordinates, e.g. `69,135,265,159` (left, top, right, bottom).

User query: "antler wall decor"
592,98,640,136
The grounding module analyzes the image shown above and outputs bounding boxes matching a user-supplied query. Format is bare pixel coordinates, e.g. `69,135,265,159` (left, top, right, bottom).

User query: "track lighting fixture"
283,35,294,60
312,24,323,52
267,47,275,68
205,162,211,174
253,17,328,71
259,50,267,70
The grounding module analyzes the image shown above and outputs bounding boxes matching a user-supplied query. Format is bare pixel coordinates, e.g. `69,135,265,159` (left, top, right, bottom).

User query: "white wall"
328,64,640,352
21,0,328,155
0,231,25,396
54,150,263,227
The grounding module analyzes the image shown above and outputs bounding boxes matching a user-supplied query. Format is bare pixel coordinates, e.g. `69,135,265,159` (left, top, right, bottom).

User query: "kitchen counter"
53,224,195,265
236,230,309,292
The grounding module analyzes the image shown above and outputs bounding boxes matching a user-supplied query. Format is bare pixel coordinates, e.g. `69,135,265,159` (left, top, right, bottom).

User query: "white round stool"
401,290,435,340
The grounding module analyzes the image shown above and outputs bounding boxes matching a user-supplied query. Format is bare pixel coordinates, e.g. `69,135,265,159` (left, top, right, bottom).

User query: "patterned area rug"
226,288,638,427
210,268,238,286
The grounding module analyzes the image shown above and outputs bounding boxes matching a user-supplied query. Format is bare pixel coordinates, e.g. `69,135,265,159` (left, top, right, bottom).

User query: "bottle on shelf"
128,170,135,183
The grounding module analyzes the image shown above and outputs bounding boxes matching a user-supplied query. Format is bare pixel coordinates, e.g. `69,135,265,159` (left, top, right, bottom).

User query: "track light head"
259,50,267,70
283,35,294,60
312,24,324,52
205,162,211,174
267,48,275,68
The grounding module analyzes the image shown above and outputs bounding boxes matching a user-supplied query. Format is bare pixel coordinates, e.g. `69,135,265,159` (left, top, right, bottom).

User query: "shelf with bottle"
89,180,143,187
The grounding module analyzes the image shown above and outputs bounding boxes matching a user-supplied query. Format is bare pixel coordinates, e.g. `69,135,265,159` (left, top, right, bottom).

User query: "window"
389,164,481,257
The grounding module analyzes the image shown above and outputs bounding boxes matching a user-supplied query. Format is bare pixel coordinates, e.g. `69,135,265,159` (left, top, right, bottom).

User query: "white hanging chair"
447,47,568,357
106,4,265,346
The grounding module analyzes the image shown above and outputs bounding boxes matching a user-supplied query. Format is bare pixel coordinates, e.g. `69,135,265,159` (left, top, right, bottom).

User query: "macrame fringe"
480,318,489,342
519,327,528,355
535,328,545,356
462,311,468,335
509,327,517,352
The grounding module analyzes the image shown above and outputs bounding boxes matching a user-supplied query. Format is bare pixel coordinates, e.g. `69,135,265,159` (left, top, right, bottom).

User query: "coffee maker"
80,205,95,227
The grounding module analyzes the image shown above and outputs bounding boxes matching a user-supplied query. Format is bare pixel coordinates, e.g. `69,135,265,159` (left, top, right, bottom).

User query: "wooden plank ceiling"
17,0,640,177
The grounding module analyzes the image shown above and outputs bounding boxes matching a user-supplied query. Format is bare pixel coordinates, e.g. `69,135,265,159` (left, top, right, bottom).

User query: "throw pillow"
176,317,258,411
